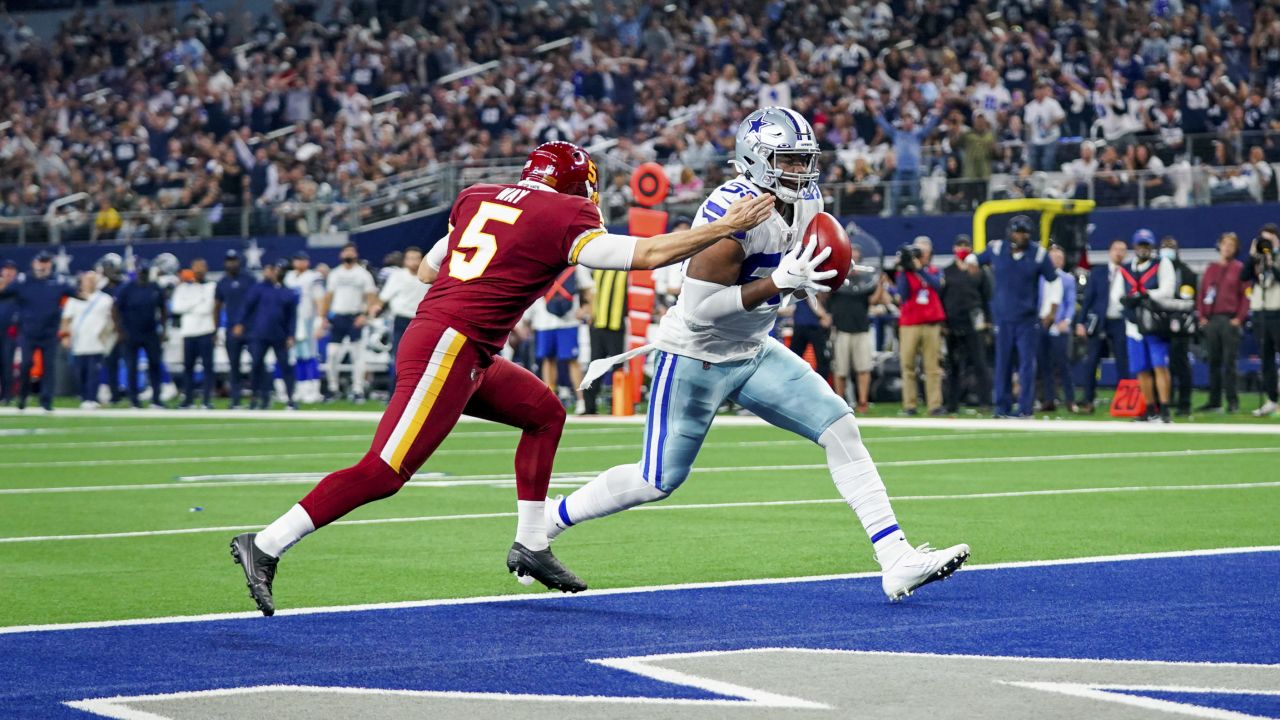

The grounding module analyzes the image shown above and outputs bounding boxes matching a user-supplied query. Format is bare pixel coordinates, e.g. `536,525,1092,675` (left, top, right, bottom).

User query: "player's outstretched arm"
627,192,774,270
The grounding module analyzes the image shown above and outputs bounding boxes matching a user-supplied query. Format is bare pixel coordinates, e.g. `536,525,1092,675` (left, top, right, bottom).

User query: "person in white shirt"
971,67,1011,124
320,242,377,401
285,251,327,403
1024,80,1066,171
169,258,218,409
377,245,430,388
59,271,115,409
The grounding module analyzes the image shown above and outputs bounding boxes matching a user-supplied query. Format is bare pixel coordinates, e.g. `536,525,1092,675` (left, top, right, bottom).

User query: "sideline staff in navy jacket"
114,259,168,408
0,252,76,410
215,249,252,408
236,259,297,409
973,215,1059,417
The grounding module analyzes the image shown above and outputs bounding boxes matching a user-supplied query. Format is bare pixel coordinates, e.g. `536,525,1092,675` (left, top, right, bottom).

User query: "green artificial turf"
0,411,1276,627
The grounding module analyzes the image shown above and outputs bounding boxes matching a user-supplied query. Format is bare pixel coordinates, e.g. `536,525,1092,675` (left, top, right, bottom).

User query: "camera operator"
1242,224,1280,416
895,236,945,416
1113,229,1175,423
941,235,991,413
1159,237,1197,417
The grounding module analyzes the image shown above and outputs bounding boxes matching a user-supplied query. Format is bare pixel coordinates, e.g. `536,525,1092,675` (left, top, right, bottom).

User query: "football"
801,211,853,291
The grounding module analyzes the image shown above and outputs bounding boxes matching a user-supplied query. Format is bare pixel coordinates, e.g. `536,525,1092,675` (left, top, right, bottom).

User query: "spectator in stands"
215,250,252,409
1025,80,1066,172
896,236,945,416
1095,145,1134,207
377,246,430,389
321,243,377,403
0,260,17,404
1159,237,1197,416
974,215,1059,418
874,100,942,215
830,246,884,414
171,259,218,410
1076,239,1132,414
1133,144,1173,206
236,259,297,411
956,113,997,209
1243,226,1280,417
59,270,114,409
114,259,168,409
1061,141,1100,200
1197,232,1249,413
1037,246,1076,413
941,236,991,414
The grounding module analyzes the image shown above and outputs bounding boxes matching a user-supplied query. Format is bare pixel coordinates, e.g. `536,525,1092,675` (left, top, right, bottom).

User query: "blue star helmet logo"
747,117,770,134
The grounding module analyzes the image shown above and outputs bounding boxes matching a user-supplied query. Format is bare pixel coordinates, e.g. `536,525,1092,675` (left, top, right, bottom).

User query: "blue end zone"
2,551,1277,718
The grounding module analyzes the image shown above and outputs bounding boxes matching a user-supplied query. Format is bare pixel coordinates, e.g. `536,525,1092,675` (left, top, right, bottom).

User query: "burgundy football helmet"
520,141,599,205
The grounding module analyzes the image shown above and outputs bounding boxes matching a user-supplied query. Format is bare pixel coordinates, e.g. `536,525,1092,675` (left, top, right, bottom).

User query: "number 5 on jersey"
450,201,523,281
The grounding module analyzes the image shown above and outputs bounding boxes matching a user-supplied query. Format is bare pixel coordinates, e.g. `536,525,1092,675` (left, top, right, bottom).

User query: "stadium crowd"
3,0,1280,243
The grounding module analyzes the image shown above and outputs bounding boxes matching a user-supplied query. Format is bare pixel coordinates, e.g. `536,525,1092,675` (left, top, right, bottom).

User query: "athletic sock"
255,503,316,558
552,463,668,540
515,500,549,551
819,414,912,570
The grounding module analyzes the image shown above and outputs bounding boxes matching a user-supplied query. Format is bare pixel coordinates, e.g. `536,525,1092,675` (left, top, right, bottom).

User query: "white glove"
771,240,837,294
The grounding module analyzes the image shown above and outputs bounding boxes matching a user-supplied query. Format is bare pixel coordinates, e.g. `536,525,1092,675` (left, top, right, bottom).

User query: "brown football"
801,211,852,291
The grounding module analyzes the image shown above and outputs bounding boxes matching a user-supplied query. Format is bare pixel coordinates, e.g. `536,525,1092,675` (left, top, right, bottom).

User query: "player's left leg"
734,338,969,601
234,322,481,615
547,350,736,539
462,357,586,591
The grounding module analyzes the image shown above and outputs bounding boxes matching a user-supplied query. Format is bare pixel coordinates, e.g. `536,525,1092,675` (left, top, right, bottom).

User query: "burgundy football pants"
299,320,566,528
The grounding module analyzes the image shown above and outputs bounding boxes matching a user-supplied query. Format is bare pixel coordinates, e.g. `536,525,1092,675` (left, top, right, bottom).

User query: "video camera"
897,244,923,271
1254,235,1274,260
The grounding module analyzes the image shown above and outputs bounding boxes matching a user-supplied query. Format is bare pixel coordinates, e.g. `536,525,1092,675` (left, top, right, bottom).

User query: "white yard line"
3,545,1276,635
2,480,1276,544
3,445,1277,494
5,405,1280,434
0,427,642,449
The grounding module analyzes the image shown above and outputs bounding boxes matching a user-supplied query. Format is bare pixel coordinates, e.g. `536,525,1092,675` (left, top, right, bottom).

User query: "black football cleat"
230,533,279,616
506,543,588,593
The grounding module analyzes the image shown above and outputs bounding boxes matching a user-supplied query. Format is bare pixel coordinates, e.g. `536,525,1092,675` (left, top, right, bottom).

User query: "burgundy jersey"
417,183,606,354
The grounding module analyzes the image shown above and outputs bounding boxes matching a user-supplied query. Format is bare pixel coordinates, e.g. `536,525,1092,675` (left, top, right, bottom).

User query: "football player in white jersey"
284,251,326,403
551,107,969,601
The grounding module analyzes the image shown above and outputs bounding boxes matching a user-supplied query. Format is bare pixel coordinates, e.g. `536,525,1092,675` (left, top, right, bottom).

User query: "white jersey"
655,176,824,363
325,263,376,315
285,269,325,322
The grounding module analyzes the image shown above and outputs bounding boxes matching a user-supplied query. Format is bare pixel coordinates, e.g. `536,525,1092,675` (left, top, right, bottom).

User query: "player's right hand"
719,192,774,233
771,240,837,293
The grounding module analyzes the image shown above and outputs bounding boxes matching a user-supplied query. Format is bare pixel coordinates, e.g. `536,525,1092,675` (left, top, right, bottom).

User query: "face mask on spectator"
954,248,970,262
1159,248,1176,260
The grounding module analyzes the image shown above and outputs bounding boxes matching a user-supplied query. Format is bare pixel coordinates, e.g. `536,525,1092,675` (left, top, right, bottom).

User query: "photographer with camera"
1113,229,1175,423
1242,224,1280,417
895,236,945,416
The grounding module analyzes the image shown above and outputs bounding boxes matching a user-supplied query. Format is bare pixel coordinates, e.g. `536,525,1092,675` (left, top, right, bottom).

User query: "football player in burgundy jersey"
231,142,773,615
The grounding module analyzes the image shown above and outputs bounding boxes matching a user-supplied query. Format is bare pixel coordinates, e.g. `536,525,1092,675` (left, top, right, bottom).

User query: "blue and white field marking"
2,548,1277,719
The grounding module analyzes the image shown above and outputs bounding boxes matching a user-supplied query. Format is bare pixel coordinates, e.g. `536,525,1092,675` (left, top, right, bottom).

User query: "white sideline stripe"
7,443,1277,494
0,428,637,450
999,681,1279,720
7,405,1280,434
3,480,1278,542
4,546,1277,636
64,683,822,719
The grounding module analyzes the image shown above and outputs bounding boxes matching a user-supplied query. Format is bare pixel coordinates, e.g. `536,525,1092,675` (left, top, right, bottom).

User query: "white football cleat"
545,495,569,542
881,542,970,602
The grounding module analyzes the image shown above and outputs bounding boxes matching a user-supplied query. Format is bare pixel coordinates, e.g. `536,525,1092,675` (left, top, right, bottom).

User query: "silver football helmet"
732,106,821,203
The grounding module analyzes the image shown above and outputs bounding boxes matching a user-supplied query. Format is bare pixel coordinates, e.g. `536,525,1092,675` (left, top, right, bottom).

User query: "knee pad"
357,451,410,494
526,391,567,432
